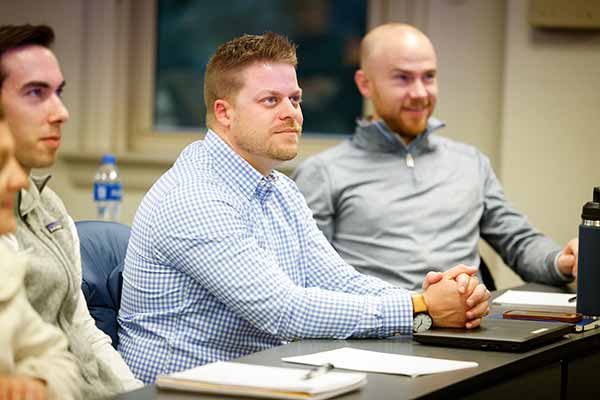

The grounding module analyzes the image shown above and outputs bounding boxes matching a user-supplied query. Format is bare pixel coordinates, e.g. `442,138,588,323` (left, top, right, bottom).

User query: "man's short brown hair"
204,32,297,127
0,24,55,89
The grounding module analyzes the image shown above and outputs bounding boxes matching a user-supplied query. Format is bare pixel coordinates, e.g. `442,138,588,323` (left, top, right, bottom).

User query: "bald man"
293,23,578,291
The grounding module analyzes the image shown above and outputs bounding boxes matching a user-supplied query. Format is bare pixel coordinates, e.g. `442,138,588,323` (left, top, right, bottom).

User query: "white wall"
497,0,600,286
417,0,517,286
427,0,505,168
2,0,598,288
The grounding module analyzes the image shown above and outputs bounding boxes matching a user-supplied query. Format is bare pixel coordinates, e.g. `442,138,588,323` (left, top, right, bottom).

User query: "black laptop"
413,318,573,352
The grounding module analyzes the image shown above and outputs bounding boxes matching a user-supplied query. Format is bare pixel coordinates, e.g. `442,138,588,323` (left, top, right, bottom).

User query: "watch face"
413,313,433,333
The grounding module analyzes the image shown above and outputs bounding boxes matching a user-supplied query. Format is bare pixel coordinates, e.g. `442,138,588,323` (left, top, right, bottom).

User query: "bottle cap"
101,154,116,165
582,187,600,221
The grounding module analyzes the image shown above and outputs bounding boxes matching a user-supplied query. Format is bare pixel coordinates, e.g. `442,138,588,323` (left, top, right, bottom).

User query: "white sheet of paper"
493,290,576,309
282,347,478,378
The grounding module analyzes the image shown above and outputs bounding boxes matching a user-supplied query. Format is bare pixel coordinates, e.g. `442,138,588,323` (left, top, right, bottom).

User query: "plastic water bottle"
93,154,122,222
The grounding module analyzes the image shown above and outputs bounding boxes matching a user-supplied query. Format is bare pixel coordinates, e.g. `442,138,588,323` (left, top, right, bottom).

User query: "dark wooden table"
114,284,600,399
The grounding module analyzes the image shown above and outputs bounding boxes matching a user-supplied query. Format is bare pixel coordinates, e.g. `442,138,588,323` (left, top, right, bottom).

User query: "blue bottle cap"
101,154,116,165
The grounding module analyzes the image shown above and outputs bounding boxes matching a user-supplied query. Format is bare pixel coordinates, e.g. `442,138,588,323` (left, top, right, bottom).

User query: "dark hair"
204,32,297,127
0,24,55,88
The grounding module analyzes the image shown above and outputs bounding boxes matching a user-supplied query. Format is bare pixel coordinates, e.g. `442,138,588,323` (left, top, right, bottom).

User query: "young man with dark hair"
0,102,81,400
119,32,491,384
0,24,141,398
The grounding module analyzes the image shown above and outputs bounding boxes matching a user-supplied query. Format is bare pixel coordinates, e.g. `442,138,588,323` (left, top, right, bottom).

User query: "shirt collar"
352,117,446,154
204,130,278,203
18,175,52,217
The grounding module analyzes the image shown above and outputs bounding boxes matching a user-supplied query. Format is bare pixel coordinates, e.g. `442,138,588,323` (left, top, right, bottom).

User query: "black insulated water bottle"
576,187,600,316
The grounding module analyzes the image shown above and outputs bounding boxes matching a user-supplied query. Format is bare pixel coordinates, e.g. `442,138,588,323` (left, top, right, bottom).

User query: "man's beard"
382,102,431,139
238,120,302,163
267,120,302,161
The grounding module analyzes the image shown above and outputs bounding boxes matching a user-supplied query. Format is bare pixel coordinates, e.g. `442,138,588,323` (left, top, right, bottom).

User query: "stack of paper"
156,361,366,400
493,290,576,312
282,347,478,378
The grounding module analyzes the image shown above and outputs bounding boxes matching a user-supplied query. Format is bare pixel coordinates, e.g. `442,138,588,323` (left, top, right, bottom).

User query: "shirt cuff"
351,291,413,338
379,291,413,337
553,250,573,281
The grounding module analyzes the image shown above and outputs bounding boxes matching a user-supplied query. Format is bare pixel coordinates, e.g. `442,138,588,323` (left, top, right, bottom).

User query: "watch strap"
412,293,428,314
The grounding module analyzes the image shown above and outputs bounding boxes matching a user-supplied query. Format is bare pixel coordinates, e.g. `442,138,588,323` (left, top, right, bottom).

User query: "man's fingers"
456,273,470,294
30,381,45,400
557,254,575,267
567,238,579,257
466,300,490,320
465,318,482,329
0,376,47,400
422,271,443,290
466,284,489,307
8,381,19,400
443,264,478,280
557,238,579,277
426,271,443,283
557,251,578,277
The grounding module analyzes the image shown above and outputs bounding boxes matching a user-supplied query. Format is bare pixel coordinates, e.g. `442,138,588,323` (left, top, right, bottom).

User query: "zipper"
406,153,415,168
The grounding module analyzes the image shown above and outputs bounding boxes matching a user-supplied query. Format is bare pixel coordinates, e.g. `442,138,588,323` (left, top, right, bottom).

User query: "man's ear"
214,99,233,129
354,69,372,98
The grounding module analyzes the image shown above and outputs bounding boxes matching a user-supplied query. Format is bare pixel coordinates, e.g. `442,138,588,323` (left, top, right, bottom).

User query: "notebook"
156,361,367,400
413,318,573,352
492,290,576,312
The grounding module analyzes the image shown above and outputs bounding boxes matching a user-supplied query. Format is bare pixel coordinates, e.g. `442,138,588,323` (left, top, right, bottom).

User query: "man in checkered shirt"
118,32,491,384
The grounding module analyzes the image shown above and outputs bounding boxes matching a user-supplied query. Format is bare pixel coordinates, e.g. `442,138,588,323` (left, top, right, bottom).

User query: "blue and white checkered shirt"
118,130,413,383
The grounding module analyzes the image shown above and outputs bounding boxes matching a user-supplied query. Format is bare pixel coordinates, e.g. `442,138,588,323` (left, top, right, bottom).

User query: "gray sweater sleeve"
292,157,336,241
478,155,570,285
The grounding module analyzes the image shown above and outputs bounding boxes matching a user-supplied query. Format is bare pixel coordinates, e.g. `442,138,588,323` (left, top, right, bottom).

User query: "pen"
568,296,577,303
302,363,334,380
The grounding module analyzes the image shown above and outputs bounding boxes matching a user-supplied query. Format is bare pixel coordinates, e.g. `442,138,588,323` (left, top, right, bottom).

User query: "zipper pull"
406,153,415,168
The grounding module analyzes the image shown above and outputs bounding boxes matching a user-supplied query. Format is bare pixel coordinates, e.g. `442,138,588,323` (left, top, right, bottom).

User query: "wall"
498,0,600,287
423,0,513,286
2,0,598,288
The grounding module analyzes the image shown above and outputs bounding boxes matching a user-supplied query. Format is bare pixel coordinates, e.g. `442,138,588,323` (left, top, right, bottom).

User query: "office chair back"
479,255,496,292
76,220,130,349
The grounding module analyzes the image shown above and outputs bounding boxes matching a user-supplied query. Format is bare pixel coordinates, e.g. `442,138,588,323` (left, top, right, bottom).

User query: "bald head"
360,23,436,72
354,23,438,143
